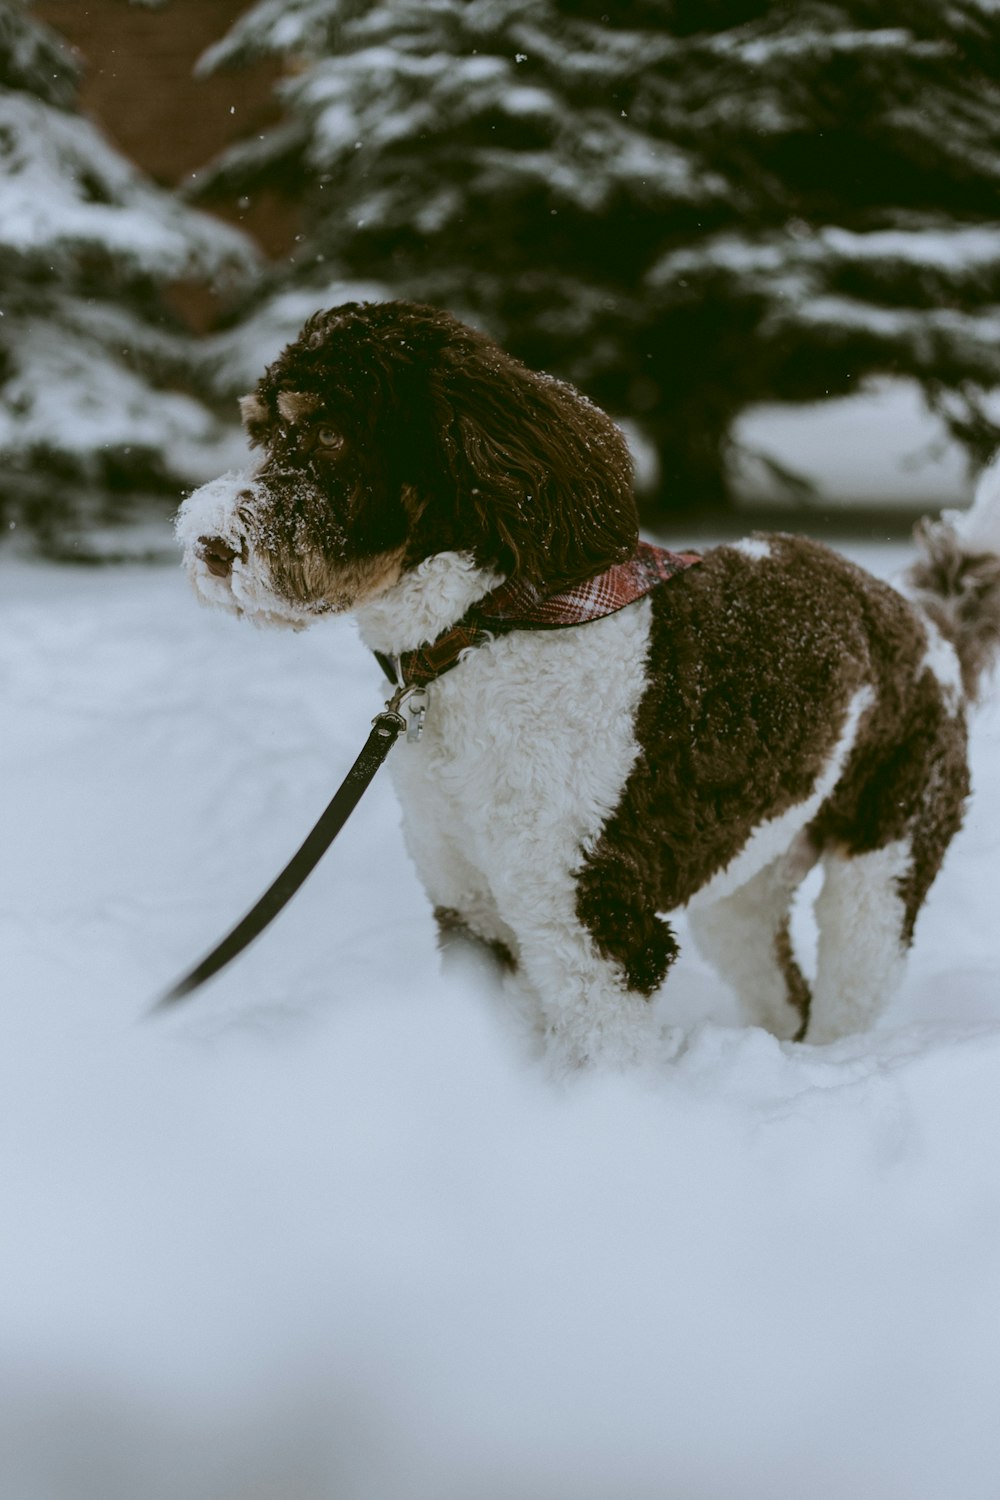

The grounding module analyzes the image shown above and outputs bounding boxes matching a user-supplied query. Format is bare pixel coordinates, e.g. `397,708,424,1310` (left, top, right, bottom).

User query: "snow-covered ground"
2,538,1000,1499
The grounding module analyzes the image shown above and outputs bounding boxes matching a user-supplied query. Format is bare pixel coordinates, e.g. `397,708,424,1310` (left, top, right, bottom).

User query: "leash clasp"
384,676,429,742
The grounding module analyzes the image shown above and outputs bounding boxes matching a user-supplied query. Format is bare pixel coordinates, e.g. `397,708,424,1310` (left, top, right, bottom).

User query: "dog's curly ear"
428,337,639,591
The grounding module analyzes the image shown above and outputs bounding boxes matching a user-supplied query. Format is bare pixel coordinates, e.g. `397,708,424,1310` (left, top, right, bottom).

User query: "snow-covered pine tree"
0,0,256,553
194,0,1000,512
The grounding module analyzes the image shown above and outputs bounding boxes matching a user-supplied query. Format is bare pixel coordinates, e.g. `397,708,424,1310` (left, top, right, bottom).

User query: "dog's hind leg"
686,834,818,1040
806,841,912,1043
805,689,970,1042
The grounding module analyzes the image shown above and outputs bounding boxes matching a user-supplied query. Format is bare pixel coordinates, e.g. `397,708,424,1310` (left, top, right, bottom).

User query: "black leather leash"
151,695,411,1012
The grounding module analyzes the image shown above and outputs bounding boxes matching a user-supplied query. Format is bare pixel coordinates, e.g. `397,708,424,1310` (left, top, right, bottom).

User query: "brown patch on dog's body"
575,535,971,997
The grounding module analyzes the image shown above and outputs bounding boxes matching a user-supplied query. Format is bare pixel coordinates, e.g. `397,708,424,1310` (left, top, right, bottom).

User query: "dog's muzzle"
198,536,240,578
176,470,268,618
176,468,346,629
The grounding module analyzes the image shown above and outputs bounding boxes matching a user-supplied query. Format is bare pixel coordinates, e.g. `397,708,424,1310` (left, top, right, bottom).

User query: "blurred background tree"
8,0,1000,547
0,0,255,554
193,0,1000,513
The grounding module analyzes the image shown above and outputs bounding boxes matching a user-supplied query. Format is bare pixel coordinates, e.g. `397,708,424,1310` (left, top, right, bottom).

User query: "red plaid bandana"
478,541,701,627
376,541,701,690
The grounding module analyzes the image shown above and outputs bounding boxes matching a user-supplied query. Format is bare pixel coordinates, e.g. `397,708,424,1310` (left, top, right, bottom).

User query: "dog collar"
374,541,700,693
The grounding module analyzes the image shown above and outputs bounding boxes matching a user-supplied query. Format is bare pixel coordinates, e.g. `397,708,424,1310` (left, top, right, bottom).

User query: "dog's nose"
198,536,238,578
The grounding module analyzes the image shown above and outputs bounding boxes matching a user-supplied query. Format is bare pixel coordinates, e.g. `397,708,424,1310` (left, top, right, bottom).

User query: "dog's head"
177,300,638,627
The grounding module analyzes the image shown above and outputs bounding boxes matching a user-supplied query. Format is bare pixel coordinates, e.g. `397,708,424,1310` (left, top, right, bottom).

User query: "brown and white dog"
176,300,1000,1067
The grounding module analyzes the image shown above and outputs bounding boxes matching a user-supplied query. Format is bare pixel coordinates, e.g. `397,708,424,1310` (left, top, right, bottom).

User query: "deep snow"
2,539,1000,1499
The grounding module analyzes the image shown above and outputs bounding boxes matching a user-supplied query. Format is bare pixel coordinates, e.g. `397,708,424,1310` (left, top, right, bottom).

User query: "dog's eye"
316,427,343,451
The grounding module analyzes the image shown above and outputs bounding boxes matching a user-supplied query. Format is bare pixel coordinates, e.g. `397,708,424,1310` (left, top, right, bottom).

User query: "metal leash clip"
402,686,428,742
384,679,429,742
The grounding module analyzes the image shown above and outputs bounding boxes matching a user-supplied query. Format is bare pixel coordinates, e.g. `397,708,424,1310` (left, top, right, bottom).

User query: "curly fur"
907,518,1000,700
176,300,1000,1069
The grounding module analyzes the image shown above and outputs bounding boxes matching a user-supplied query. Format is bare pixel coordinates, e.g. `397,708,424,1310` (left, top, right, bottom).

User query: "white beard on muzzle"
174,470,324,630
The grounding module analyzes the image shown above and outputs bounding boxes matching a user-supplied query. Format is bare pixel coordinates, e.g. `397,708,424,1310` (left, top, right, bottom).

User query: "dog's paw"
543,991,660,1074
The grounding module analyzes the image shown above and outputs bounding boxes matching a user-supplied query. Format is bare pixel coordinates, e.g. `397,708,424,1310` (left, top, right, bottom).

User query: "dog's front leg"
391,753,517,945
490,869,663,1071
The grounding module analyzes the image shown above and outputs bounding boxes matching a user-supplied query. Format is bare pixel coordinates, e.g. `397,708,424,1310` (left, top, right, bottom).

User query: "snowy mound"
2,548,1000,1499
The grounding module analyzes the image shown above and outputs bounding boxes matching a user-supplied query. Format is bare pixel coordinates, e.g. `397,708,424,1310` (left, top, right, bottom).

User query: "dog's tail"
906,458,1000,702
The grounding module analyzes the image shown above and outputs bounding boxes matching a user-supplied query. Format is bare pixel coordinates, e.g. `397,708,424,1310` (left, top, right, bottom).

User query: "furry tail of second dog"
907,459,1000,701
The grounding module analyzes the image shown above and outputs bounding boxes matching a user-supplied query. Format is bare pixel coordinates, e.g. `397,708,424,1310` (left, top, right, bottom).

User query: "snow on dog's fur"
176,300,1000,1067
